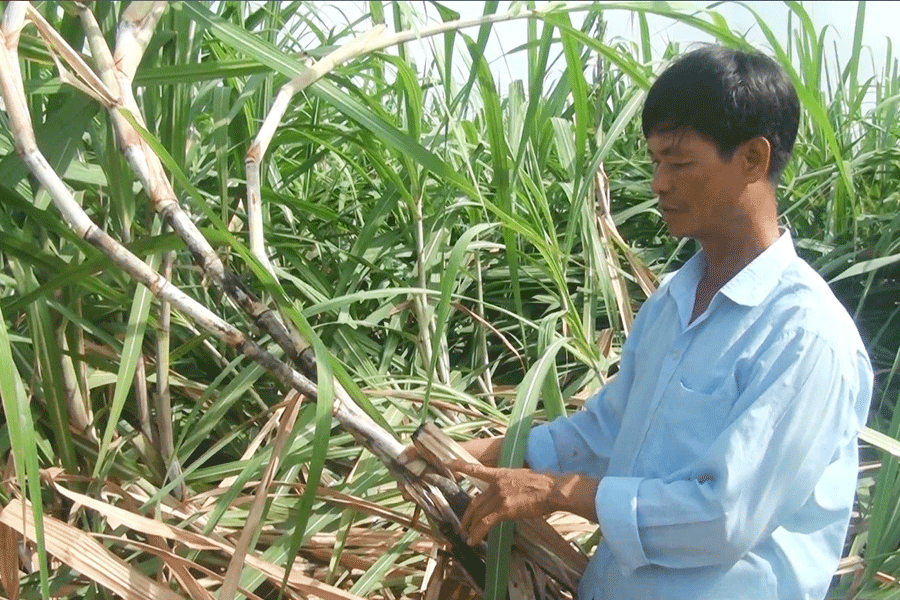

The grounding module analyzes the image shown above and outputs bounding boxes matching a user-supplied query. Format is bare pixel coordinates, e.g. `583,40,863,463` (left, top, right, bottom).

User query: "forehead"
646,128,716,157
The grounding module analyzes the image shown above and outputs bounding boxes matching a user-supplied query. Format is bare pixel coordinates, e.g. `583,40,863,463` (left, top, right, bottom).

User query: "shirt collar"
717,230,796,306
667,230,797,317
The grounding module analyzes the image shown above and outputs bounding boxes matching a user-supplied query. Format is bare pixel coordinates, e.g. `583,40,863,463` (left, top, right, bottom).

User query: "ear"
739,136,771,183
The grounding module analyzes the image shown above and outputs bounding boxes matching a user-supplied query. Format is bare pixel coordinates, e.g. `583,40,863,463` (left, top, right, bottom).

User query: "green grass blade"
485,335,570,600
559,12,589,171
92,240,158,479
348,528,418,596
424,223,496,420
9,260,78,473
0,304,51,598
277,303,335,595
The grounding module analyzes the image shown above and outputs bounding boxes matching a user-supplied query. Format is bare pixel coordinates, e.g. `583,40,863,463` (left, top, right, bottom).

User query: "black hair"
642,45,800,183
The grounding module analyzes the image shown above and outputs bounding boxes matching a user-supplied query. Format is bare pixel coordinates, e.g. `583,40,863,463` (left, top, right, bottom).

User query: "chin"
663,223,691,239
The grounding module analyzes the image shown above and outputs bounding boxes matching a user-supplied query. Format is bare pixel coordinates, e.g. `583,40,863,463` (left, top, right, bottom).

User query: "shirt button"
670,351,680,360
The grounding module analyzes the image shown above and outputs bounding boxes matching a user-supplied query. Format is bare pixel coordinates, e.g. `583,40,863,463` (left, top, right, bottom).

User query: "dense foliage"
0,1,897,598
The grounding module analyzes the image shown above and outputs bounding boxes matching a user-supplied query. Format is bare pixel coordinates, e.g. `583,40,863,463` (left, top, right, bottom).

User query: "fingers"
454,462,508,546
460,481,492,530
461,487,502,546
449,462,557,545
446,459,495,482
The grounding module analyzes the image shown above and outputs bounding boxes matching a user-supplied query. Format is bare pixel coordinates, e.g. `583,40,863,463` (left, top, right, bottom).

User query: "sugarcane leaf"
0,306,50,598
485,335,570,600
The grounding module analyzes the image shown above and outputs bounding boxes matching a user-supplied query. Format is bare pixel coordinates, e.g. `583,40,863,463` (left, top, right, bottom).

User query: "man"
442,46,873,599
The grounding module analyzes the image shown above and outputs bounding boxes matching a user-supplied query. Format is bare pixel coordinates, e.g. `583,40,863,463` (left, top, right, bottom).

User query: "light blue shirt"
526,231,873,600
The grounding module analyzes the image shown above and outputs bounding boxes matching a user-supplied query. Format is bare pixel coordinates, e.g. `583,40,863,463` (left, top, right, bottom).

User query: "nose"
651,164,671,197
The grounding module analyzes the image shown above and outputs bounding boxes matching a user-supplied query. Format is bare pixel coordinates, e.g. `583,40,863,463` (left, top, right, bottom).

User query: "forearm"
458,436,504,467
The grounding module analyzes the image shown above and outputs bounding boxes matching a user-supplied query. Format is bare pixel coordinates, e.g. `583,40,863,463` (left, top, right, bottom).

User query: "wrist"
549,473,600,522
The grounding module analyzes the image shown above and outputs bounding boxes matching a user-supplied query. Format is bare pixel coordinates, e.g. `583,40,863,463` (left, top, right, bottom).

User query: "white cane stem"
2,5,412,478
76,5,305,364
0,5,590,598
241,9,552,380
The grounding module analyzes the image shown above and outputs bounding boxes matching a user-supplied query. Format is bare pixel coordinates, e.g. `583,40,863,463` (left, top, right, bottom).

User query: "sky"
313,1,899,93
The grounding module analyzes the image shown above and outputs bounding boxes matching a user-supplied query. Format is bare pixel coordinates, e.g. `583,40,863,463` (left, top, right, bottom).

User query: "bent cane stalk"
0,1,472,589
76,3,306,368
245,26,388,358
1,3,592,598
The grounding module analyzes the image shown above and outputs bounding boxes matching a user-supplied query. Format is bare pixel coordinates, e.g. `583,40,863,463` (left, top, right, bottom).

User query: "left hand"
447,460,601,546
445,461,561,546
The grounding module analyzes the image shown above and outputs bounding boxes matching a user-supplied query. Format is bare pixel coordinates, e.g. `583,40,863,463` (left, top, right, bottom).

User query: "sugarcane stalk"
244,26,391,358
0,19,318,404
237,4,559,379
76,3,306,369
1,0,463,561
1,4,593,597
57,320,94,439
156,242,185,499
0,32,462,597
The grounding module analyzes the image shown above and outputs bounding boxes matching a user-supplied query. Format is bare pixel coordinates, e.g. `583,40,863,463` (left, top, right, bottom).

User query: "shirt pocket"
655,379,733,462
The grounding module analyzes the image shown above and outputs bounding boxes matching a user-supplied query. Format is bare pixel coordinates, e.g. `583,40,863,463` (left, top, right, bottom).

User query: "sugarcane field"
0,2,898,599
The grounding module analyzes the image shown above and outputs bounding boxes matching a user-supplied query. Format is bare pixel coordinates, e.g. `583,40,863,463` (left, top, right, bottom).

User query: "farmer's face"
647,128,748,243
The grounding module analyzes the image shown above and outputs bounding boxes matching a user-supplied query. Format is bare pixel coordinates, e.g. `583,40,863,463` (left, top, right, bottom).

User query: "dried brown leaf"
49,483,368,600
94,533,253,600
220,391,302,600
0,520,19,600
0,498,186,600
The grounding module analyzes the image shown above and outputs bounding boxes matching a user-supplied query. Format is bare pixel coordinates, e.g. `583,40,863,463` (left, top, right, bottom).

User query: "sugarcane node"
297,346,318,382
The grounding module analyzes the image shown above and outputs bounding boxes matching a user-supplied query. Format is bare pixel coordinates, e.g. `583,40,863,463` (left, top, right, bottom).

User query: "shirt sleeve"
526,369,629,476
595,328,872,574
526,298,649,476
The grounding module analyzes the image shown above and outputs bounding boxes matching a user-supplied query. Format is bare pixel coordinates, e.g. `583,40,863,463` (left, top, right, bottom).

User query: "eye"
670,162,692,170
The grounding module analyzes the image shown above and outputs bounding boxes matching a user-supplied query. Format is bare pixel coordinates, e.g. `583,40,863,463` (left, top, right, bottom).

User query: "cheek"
699,171,735,199
682,172,718,200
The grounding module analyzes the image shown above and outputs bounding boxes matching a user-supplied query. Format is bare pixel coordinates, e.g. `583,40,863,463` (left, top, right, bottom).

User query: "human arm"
445,318,640,543
525,351,635,476
458,436,503,467
445,342,640,544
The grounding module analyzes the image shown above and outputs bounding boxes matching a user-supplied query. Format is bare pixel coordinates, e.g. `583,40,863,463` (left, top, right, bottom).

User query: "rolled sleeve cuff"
525,424,561,472
596,476,649,575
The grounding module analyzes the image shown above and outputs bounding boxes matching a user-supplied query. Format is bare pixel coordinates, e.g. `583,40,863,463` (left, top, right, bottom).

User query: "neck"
700,219,780,288
699,184,781,289
690,217,780,324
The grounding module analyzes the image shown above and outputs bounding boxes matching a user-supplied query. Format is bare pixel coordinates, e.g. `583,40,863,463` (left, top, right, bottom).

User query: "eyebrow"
648,129,689,159
649,143,684,160
651,145,675,157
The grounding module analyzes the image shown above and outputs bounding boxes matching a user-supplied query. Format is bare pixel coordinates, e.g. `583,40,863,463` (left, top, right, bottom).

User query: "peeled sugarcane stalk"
0,3,588,598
